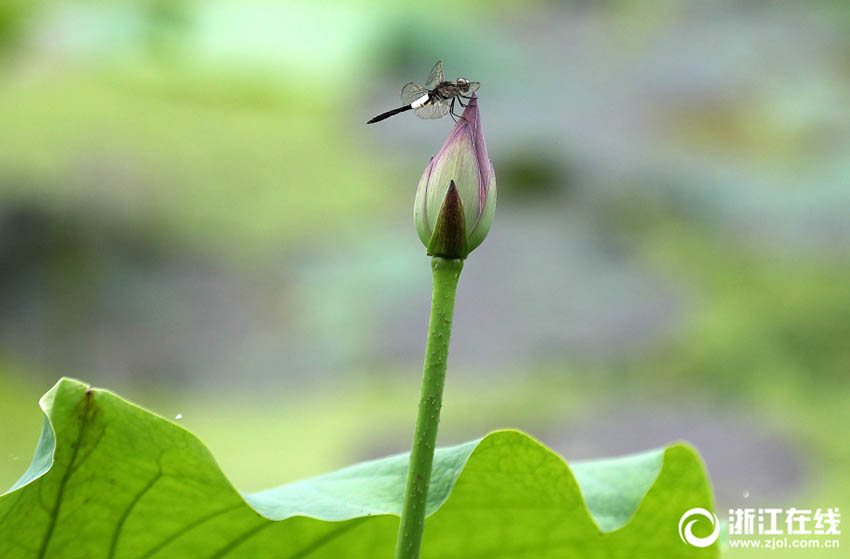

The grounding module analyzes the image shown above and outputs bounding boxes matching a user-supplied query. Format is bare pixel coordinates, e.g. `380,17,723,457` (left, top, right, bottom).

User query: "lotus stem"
395,256,463,559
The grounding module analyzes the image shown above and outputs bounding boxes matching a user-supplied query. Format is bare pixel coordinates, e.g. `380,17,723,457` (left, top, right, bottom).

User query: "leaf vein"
108,469,163,559
69,423,107,476
37,390,95,559
288,518,366,559
138,503,243,559
207,519,274,559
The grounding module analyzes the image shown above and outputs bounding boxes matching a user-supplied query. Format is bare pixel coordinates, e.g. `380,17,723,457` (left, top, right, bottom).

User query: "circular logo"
678,508,720,547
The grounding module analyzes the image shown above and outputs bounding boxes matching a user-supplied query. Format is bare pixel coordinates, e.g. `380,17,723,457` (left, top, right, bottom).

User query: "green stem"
395,256,463,559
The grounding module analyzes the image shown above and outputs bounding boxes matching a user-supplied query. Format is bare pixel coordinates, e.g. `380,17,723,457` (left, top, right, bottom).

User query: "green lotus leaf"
1,378,719,558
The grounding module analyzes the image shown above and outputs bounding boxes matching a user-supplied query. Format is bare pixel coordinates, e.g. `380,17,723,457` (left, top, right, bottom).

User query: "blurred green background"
1,1,848,555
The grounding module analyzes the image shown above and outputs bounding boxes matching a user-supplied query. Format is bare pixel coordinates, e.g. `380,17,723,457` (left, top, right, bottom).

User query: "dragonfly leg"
449,98,459,122
457,97,466,108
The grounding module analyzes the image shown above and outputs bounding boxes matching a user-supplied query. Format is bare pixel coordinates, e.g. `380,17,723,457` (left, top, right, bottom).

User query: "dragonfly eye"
457,78,468,85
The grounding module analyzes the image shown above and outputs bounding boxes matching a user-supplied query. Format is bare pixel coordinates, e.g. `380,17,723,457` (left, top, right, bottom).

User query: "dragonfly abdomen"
366,104,414,124
410,94,431,108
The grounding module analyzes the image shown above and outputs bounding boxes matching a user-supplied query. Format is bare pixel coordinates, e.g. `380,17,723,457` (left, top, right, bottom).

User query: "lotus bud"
414,94,496,259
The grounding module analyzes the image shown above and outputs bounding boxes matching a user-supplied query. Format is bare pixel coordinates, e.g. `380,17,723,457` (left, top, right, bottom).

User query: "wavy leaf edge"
2,377,709,540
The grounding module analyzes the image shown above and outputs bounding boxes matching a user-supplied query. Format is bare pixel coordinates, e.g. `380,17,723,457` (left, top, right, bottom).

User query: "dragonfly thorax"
434,82,465,99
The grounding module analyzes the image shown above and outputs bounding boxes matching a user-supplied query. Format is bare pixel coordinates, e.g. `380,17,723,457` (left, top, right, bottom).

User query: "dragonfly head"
455,78,479,96
456,78,479,94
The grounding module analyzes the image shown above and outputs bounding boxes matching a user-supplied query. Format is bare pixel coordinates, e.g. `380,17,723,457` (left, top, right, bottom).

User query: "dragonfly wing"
415,99,450,119
425,61,444,89
401,82,428,105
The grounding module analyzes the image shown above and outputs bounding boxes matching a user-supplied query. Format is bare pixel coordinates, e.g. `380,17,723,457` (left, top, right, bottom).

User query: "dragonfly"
367,61,480,124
